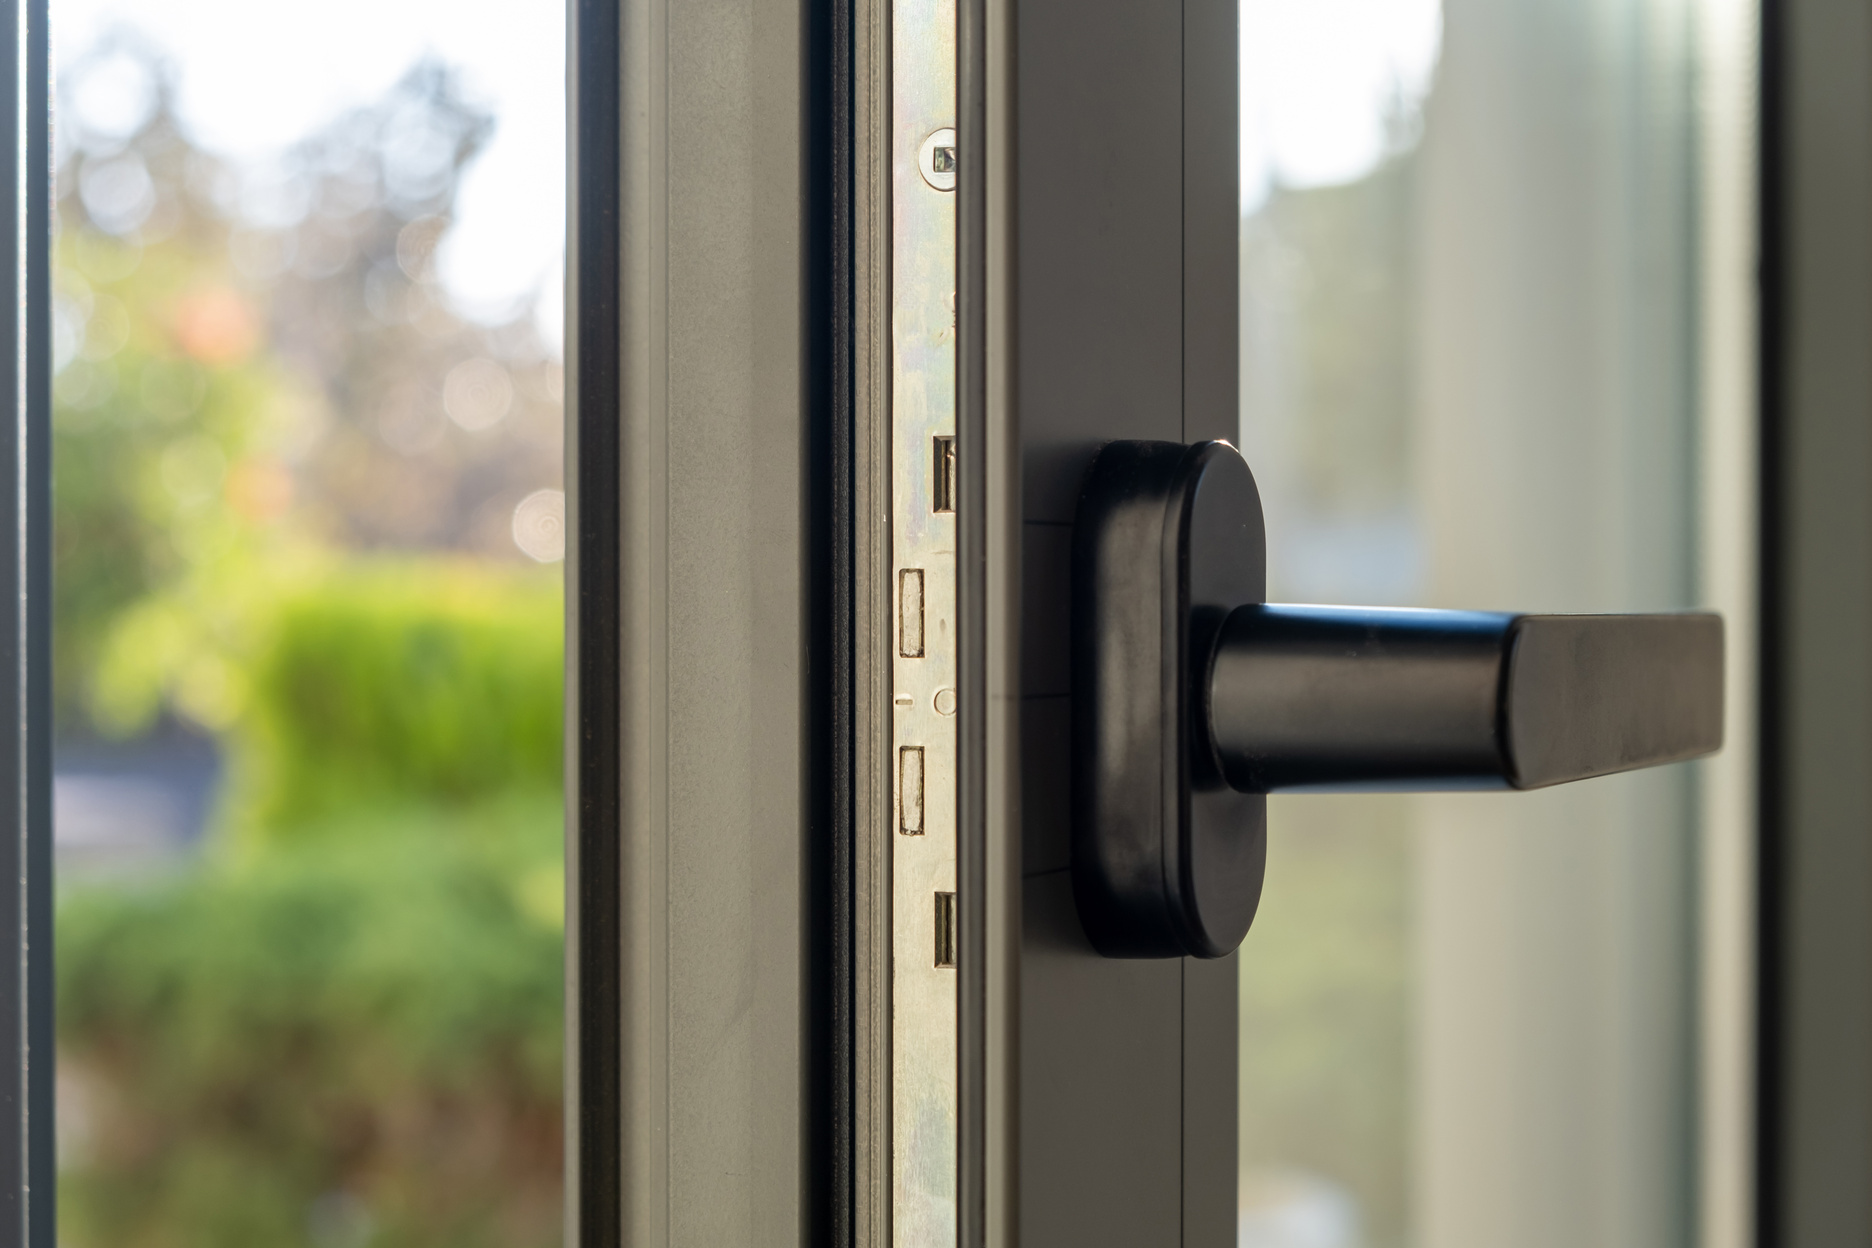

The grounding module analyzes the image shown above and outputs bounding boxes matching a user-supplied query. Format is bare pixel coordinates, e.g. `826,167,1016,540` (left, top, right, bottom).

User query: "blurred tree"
54,37,564,738
53,34,314,732
247,61,564,555
52,34,568,1248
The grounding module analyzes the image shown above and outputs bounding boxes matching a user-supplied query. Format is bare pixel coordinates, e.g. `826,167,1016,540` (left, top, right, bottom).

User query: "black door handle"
1071,440,1724,960
1209,605,1723,792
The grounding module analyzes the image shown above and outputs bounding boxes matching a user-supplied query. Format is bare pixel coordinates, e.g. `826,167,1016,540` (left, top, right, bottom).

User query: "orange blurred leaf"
172,287,258,365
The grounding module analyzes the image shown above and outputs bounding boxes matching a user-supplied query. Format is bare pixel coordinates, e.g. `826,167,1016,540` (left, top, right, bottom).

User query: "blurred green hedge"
234,561,564,834
57,561,565,1248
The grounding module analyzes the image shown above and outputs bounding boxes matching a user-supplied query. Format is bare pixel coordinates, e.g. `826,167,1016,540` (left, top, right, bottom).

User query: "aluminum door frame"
1760,0,1872,1242
0,0,54,1243
998,0,1238,1244
569,0,1237,1244
567,0,845,1241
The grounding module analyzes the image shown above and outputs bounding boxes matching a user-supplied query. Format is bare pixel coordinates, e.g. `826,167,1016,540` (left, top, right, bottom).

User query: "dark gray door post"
0,0,55,1243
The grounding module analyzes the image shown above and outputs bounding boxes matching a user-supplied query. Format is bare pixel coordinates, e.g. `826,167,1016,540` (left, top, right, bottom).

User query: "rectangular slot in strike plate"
934,891,957,968
898,746,925,835
899,569,925,658
933,436,957,513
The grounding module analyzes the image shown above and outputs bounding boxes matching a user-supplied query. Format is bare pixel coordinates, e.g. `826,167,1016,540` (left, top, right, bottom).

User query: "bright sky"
53,0,1433,323
1241,0,1443,211
54,0,566,344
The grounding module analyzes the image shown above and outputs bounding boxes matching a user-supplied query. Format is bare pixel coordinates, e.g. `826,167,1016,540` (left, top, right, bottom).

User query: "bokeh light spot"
442,356,511,431
79,152,155,234
171,286,257,364
510,489,564,563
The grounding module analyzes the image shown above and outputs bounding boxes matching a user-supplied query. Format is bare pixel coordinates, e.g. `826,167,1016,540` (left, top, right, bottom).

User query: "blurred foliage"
233,562,563,832
1239,798,1413,1248
250,61,564,555
54,36,563,737
58,795,563,1248
96,559,564,836
52,35,566,1248
59,563,566,1248
53,150,320,728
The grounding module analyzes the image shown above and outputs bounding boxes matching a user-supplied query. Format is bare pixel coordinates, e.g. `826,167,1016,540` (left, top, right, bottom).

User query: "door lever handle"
1072,440,1724,960
1207,604,1722,793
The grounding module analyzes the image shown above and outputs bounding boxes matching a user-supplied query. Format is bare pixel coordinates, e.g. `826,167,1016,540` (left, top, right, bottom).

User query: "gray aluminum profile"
1008,0,1238,1243
567,0,847,1243
567,0,1011,1239
570,0,1234,1243
1761,0,1872,1241
853,0,897,1243
0,0,53,1243
956,0,1020,1245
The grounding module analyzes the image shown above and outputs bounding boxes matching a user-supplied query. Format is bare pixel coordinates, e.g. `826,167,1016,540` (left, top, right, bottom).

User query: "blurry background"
49,4,567,1246
1234,1,1752,1246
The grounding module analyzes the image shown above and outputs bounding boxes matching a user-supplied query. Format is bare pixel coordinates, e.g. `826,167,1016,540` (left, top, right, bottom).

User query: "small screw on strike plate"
918,128,957,192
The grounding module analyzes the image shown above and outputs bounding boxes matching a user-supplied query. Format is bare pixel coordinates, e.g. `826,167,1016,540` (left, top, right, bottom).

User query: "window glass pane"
50,6,566,1245
1235,1,1743,1244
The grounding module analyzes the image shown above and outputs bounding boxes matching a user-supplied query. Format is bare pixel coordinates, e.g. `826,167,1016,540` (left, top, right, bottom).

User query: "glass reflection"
1237,1,1705,1245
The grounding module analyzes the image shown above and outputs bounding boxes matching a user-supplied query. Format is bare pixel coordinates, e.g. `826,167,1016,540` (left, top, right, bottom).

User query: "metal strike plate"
891,0,957,1242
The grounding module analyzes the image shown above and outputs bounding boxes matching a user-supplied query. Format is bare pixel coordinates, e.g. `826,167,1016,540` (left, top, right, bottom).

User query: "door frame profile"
568,0,1237,1243
0,0,54,1242
1757,0,1872,1243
